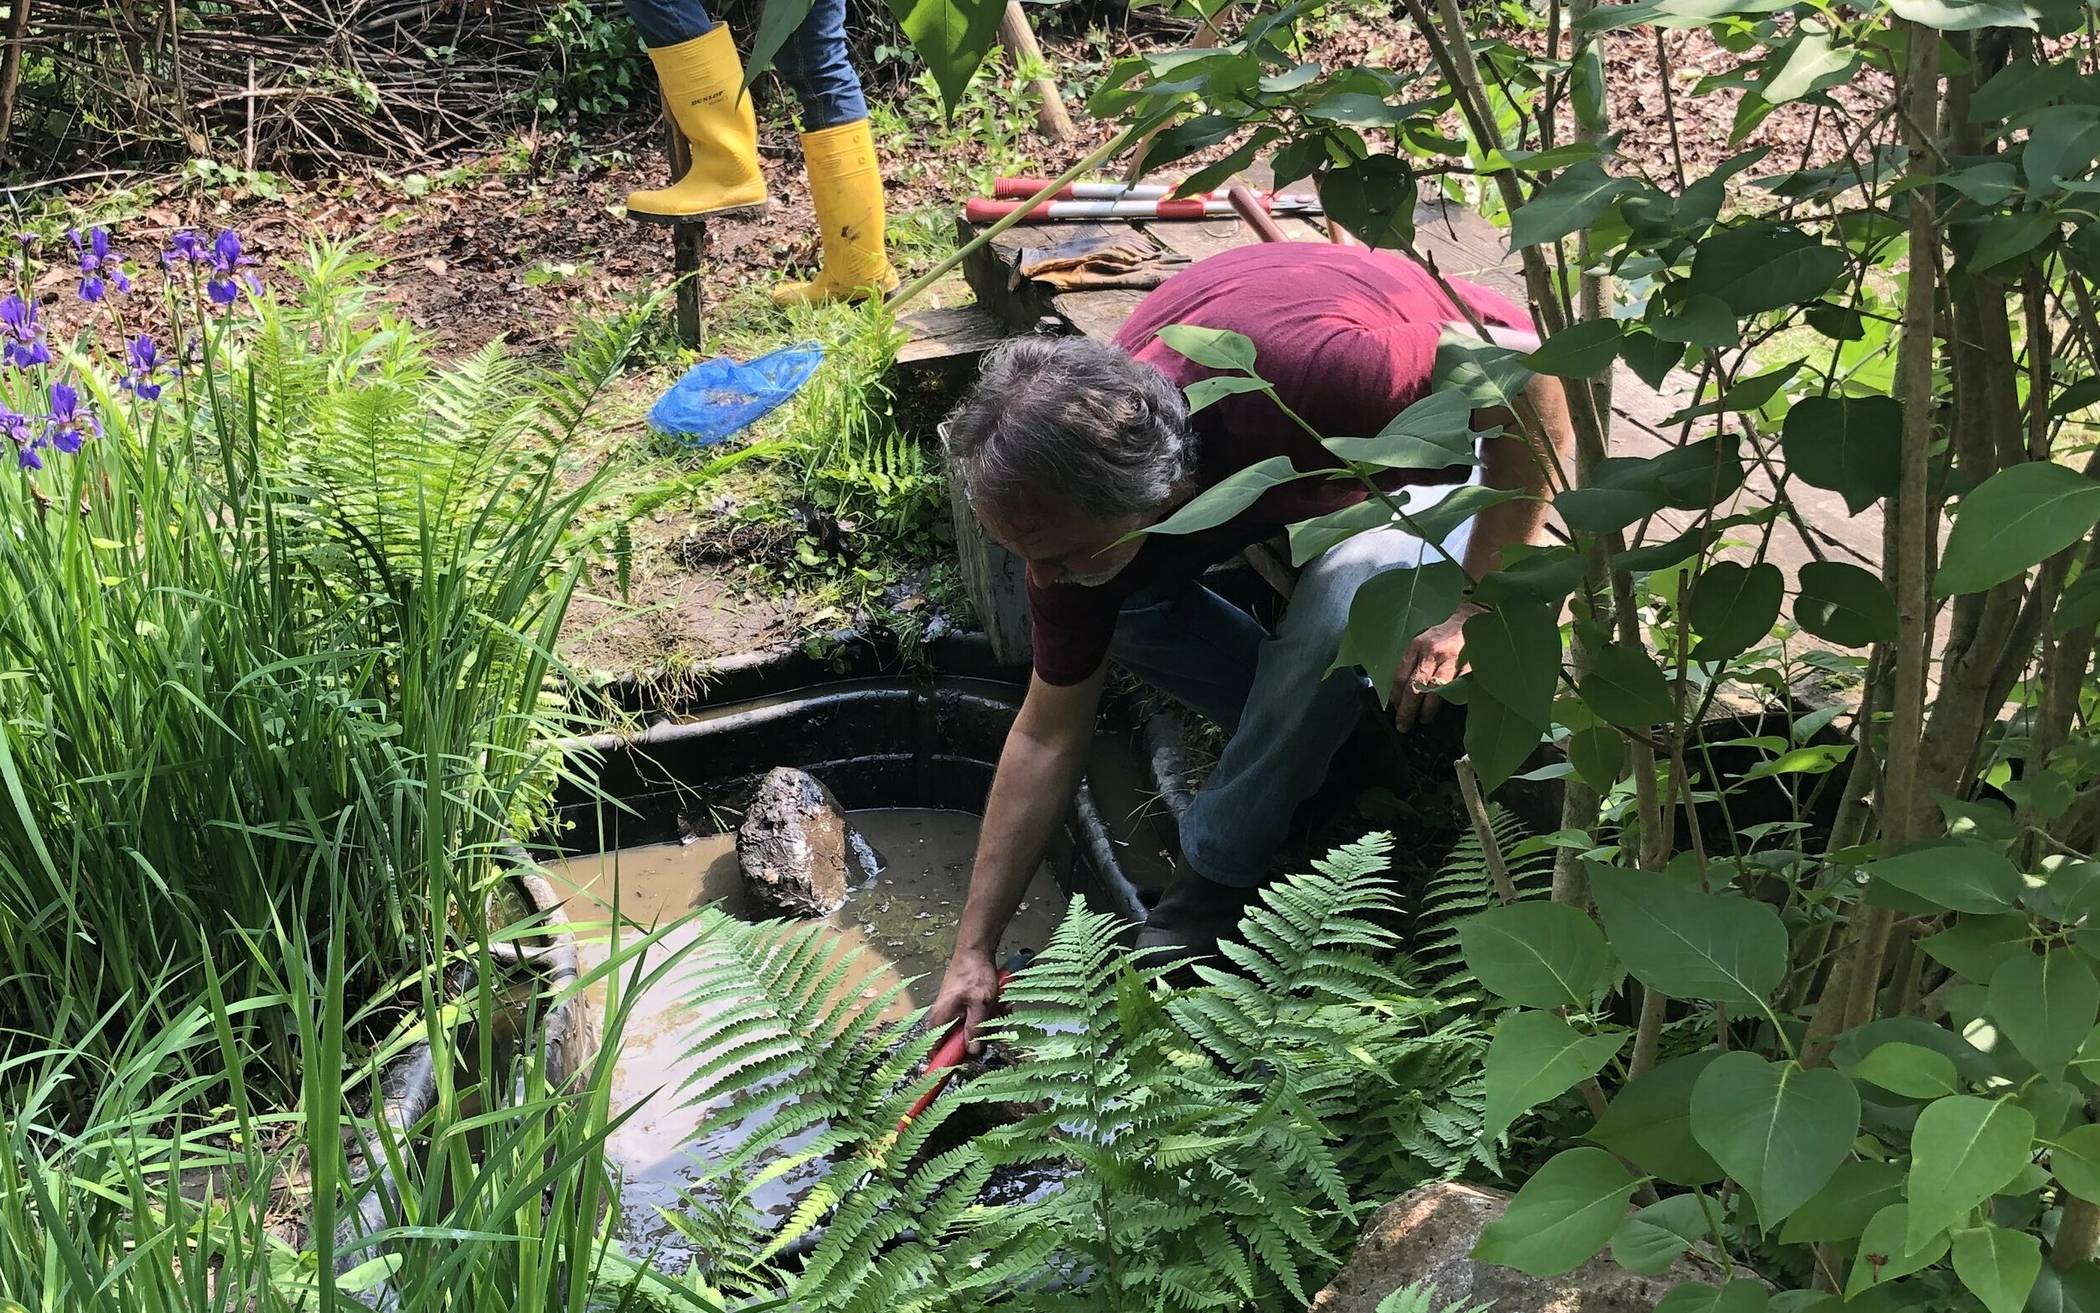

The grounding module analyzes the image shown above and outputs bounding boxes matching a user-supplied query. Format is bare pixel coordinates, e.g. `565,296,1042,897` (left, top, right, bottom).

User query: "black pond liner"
343,629,1166,1303
545,628,1156,928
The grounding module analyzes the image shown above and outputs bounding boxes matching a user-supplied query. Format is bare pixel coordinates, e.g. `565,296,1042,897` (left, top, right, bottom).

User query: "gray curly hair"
941,335,1194,525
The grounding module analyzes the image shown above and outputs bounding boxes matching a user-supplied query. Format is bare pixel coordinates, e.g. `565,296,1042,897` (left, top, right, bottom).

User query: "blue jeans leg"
624,0,711,47
623,0,866,128
1108,581,1267,733
1172,496,1477,889
771,0,868,128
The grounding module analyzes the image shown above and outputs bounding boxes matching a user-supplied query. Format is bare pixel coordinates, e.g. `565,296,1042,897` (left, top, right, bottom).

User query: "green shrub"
1057,0,2100,1302
528,0,644,119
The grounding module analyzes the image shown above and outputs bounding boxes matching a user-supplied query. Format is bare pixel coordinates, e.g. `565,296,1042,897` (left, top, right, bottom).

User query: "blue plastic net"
647,340,825,446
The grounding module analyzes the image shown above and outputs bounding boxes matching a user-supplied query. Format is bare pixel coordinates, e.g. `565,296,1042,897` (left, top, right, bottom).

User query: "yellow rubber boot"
626,26,769,224
773,119,899,306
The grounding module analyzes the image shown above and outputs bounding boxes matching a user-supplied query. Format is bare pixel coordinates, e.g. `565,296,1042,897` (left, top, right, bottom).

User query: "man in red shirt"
929,243,1575,1045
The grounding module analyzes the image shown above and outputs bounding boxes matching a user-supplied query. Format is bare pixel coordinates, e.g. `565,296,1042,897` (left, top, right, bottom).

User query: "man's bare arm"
1465,368,1577,577
930,660,1108,1050
1392,358,1579,728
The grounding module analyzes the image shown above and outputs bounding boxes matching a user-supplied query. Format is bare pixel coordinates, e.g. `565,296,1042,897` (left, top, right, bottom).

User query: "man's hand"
928,947,1003,1056
1392,602,1482,731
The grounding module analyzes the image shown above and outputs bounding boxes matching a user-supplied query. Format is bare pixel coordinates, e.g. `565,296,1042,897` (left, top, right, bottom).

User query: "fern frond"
528,290,667,449
675,909,1020,1310
1195,1222,1258,1301
1247,1219,1313,1305
1410,803,1551,983
1375,1282,1497,1313
1168,834,1407,1073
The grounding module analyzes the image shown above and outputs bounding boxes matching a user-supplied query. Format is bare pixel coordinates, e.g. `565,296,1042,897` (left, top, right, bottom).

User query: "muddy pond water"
548,808,1066,1264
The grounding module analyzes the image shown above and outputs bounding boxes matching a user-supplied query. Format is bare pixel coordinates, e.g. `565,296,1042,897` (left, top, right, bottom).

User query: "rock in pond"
1311,1181,1734,1313
736,767,866,917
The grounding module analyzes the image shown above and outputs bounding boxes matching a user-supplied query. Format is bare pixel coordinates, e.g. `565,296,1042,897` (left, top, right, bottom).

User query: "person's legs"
623,0,712,47
622,0,768,223
769,0,895,305
1174,494,1476,892
772,0,867,128
1107,580,1267,733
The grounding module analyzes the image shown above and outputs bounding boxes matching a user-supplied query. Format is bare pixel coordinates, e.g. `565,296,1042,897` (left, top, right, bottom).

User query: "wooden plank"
1141,216,1265,263
1413,197,1524,301
896,304,1010,366
961,215,1131,332
944,466,1033,665
1048,286,1151,343
891,303,1012,396
1275,215,1330,243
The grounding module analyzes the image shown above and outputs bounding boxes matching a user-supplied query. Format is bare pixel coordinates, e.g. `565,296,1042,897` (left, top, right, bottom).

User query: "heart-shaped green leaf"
1460,900,1619,1010
1691,1052,1859,1228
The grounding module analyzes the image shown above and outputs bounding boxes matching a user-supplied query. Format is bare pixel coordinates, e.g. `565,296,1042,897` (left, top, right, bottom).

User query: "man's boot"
1133,869,1258,968
771,119,899,306
626,27,770,224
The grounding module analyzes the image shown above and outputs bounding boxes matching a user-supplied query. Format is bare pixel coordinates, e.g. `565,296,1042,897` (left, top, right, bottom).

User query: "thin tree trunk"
1805,18,1942,1065
997,1,1076,143
0,0,30,164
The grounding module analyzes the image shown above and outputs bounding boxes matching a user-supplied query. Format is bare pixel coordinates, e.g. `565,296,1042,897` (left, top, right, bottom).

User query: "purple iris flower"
0,405,37,470
0,293,49,369
164,227,259,304
121,333,165,401
205,229,255,306
164,229,208,267
69,226,130,304
44,382,99,455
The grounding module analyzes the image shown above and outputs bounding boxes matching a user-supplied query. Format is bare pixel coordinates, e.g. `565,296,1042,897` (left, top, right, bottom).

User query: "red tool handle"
964,196,1029,224
896,959,1024,1130
992,177,1176,200
993,176,1071,199
1227,184,1289,243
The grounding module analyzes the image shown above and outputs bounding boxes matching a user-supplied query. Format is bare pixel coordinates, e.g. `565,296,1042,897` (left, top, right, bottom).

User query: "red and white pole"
963,191,1322,225
991,176,1174,200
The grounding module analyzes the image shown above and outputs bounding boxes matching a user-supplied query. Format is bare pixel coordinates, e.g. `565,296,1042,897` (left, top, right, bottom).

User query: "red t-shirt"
1025,243,1529,686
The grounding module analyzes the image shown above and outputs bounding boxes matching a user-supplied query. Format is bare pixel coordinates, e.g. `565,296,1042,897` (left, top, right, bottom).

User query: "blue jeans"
624,0,868,129
1108,487,1476,888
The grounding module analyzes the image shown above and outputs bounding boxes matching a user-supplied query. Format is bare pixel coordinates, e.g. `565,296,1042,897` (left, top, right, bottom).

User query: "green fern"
1170,834,1410,1070
673,909,1009,1313
244,250,659,594
1375,1281,1496,1313
972,843,1461,1311
1409,803,1552,984
670,839,1489,1313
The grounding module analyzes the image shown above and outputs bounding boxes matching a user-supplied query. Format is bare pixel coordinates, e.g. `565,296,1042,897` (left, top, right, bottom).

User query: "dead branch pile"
8,0,587,172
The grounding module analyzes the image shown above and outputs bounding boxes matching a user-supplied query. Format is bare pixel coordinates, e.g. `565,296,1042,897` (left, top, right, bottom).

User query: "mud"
549,807,1064,1265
